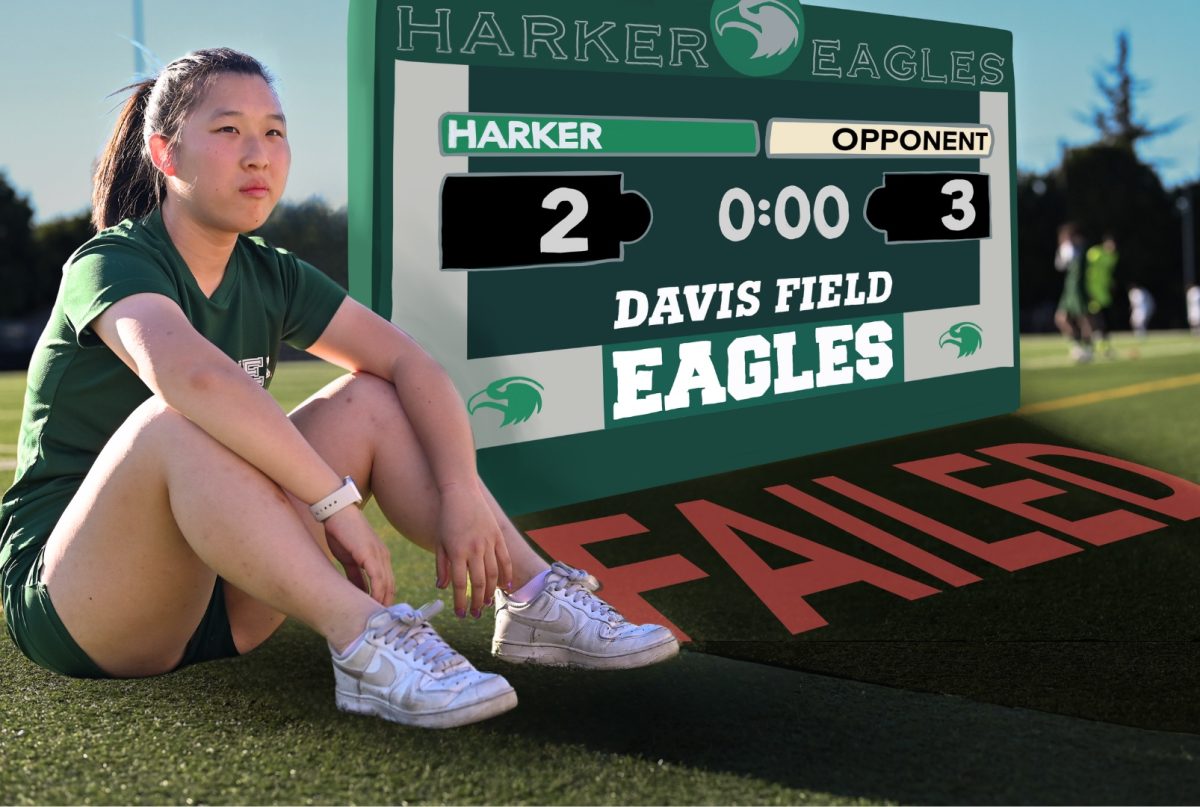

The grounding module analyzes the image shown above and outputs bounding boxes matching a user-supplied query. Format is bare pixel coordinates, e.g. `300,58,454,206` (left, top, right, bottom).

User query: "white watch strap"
310,476,363,523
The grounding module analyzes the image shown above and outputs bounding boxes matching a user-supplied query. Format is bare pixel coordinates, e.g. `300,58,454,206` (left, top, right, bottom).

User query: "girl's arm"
91,292,396,606
303,296,514,617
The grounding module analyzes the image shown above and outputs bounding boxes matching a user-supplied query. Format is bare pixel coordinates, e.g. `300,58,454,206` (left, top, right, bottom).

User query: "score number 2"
541,188,589,254
439,172,650,270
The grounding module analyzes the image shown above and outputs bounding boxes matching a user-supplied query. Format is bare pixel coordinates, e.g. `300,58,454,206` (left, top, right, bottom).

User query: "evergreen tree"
1087,31,1182,151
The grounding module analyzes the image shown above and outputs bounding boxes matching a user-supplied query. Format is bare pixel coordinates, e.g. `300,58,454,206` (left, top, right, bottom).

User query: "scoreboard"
347,0,1018,515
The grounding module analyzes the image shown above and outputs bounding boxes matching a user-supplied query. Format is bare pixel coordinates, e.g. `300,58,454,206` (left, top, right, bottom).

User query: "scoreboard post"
348,0,1018,515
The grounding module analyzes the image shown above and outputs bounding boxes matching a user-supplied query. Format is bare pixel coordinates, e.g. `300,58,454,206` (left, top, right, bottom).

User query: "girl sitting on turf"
0,48,677,729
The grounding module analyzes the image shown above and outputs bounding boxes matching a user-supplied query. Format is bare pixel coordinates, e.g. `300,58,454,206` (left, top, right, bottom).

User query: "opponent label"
767,120,993,158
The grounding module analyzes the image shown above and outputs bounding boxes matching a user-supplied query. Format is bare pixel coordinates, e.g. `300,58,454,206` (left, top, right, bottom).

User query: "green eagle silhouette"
714,0,804,60
938,322,983,358
467,377,544,426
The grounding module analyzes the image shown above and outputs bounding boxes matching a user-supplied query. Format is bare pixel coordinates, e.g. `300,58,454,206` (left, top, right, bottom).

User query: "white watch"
310,476,363,523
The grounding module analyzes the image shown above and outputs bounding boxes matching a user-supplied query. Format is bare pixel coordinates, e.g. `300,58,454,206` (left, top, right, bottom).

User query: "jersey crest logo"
238,356,272,386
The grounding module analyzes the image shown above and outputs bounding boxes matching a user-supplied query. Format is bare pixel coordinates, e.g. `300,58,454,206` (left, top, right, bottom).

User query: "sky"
1,0,1197,223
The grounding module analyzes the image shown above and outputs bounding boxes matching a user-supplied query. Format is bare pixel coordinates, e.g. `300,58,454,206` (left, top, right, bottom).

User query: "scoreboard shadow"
512,413,1200,734
490,647,1200,804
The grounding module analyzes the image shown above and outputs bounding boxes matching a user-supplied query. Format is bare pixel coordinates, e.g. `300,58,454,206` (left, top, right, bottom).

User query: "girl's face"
155,72,291,234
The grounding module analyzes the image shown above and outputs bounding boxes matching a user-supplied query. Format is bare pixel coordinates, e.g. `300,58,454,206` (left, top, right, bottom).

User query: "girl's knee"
344,372,398,409
128,396,198,438
326,372,406,430
129,398,285,499
294,372,398,421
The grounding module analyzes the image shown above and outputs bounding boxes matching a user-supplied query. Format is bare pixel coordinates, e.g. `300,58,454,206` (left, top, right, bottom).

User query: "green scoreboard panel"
347,0,1018,515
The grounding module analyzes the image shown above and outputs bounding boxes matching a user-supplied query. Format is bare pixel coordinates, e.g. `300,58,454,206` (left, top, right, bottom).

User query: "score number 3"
940,178,976,232
541,187,589,254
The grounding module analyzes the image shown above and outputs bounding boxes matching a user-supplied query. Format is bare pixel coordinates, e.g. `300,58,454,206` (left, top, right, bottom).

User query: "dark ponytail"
91,48,274,231
91,79,159,232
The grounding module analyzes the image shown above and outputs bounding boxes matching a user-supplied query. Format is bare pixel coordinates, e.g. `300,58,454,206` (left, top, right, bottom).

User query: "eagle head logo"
712,0,806,76
938,322,983,358
467,376,544,427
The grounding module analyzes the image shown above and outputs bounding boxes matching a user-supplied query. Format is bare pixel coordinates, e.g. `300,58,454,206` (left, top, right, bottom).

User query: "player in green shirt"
1085,235,1119,359
0,48,677,729
1054,222,1093,362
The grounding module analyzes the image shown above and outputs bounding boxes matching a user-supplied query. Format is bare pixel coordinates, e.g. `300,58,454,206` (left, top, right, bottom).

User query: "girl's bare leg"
41,396,382,678
222,372,550,652
287,373,546,584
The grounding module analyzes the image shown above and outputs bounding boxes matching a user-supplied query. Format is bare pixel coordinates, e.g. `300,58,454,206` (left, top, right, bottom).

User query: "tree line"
1018,32,1197,331
0,189,348,321
0,187,348,367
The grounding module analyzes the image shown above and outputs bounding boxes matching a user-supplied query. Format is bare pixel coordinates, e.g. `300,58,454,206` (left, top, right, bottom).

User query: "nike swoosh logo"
506,604,577,635
359,652,398,688
401,672,456,711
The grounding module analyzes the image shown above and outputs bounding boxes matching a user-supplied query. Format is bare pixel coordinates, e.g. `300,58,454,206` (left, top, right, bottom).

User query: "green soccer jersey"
0,207,347,578
1085,245,1119,310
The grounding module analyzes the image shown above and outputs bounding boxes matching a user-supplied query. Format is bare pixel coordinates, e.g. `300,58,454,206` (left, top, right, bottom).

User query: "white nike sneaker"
492,562,680,670
331,600,517,729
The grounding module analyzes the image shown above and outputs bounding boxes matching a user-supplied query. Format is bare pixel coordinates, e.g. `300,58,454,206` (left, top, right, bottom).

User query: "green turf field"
1,332,1199,804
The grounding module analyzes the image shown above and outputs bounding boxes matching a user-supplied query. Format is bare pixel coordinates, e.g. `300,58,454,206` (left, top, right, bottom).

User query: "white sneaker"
331,601,517,729
492,562,680,670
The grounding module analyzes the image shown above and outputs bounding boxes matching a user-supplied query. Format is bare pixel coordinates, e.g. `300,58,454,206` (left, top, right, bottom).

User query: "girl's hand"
435,483,514,618
323,507,395,607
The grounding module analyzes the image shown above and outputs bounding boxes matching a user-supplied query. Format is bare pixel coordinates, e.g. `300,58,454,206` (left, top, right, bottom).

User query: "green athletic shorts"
2,542,239,679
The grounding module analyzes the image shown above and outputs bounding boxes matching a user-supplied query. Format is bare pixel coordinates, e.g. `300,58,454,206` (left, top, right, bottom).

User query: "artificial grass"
7,628,1200,805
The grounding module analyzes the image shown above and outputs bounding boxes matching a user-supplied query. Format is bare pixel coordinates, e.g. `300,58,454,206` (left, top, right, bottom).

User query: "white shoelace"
546,562,624,624
376,601,466,673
